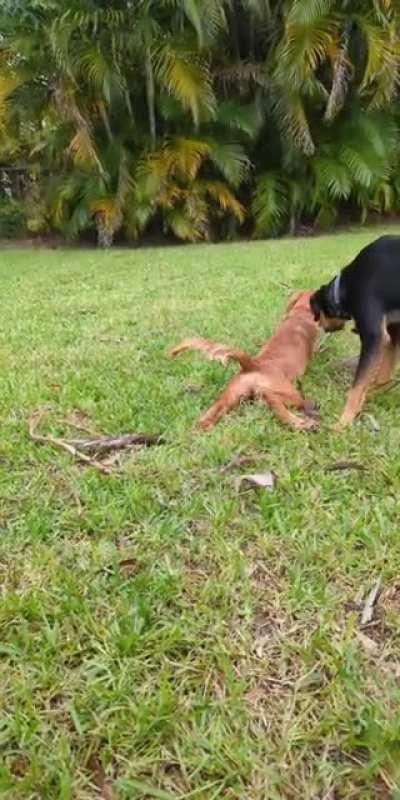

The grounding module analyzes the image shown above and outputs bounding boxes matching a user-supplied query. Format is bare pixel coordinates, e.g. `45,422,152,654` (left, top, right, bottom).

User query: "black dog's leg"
338,317,385,427
369,322,400,395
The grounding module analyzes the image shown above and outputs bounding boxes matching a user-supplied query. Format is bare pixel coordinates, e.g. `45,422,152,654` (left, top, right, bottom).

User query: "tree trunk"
230,0,241,60
96,214,114,248
145,45,156,147
288,212,297,237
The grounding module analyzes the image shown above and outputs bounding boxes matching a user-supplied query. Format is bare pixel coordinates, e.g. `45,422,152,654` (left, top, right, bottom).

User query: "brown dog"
171,290,320,430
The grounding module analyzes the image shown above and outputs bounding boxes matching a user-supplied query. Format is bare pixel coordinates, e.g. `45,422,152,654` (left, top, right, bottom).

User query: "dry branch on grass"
65,433,164,454
324,461,367,473
28,410,164,475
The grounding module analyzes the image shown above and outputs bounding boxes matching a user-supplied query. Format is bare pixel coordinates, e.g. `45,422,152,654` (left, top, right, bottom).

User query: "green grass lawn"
2,229,400,799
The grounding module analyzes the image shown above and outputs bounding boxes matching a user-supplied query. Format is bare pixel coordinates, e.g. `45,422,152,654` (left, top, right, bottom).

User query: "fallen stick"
324,461,367,473
28,411,164,475
64,433,164,454
29,412,113,475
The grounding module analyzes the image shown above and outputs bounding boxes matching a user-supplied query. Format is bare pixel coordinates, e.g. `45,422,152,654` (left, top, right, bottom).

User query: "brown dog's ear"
285,291,302,313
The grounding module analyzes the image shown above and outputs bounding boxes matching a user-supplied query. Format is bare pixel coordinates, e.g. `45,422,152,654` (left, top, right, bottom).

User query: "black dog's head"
310,285,347,333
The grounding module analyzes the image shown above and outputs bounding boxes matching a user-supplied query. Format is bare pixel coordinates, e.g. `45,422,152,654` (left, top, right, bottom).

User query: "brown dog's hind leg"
197,373,256,430
281,387,319,418
261,391,317,430
262,381,320,421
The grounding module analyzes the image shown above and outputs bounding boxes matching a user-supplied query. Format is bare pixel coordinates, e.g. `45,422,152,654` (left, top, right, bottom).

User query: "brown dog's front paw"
296,416,319,431
196,417,214,432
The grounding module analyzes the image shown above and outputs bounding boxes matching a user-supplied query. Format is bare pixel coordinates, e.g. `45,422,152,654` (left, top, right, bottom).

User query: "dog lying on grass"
171,290,320,431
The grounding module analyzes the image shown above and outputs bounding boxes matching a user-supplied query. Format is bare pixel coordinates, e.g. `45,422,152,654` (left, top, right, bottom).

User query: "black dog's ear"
309,292,321,322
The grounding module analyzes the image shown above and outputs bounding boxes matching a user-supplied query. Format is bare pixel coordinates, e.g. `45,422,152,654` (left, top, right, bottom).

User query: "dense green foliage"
1,0,400,244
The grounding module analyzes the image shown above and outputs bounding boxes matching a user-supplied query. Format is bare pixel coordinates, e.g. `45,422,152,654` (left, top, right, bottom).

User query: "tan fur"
337,318,395,427
171,290,320,431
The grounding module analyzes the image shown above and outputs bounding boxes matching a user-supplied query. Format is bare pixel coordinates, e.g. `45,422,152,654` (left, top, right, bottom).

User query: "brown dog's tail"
171,337,256,372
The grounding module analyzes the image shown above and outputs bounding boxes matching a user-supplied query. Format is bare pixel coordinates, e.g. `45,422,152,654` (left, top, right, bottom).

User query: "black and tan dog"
310,235,400,427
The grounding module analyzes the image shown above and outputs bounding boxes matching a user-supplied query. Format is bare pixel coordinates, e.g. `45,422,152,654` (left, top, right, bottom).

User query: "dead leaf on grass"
88,756,114,800
11,756,29,778
220,454,263,474
253,633,272,658
119,558,138,577
100,453,123,469
98,336,127,345
381,582,400,613
185,383,203,394
361,579,382,626
244,687,266,707
322,790,338,800
364,414,380,433
235,472,277,492
356,630,379,654
380,660,400,679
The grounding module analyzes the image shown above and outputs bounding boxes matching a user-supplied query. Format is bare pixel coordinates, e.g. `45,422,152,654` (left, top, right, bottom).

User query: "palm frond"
312,156,352,201
272,89,315,155
357,14,400,106
166,206,206,241
372,180,395,212
116,149,135,207
90,197,121,229
207,141,250,187
287,0,334,27
167,137,211,179
324,24,351,122
215,100,263,138
0,73,20,123
182,0,204,45
339,146,374,188
59,7,126,32
47,174,81,227
216,62,269,91
78,46,118,102
241,0,272,21
278,6,339,84
68,128,103,175
157,183,187,209
200,179,246,222
139,138,211,188
156,45,215,124
252,172,288,235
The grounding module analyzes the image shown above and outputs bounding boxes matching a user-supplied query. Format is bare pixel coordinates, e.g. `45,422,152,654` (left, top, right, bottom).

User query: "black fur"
310,235,400,386
310,283,350,321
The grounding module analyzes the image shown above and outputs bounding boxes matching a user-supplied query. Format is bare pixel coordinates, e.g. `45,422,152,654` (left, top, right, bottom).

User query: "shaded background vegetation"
1,0,400,245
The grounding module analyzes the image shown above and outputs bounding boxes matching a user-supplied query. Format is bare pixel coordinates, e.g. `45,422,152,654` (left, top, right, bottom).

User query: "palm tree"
1,0,400,243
